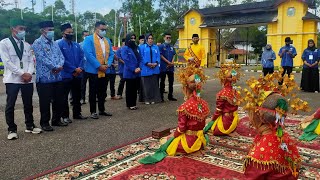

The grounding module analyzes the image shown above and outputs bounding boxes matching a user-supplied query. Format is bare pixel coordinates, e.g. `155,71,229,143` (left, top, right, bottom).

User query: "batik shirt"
32,35,65,83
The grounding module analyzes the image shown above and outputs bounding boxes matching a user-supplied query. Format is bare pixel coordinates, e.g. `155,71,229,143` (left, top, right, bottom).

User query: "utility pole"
246,27,249,66
114,11,117,47
31,0,36,13
217,0,221,67
42,0,46,12
14,0,18,8
70,0,77,42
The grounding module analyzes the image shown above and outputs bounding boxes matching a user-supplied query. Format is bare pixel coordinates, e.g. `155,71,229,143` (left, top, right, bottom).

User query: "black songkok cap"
39,20,54,28
60,23,72,32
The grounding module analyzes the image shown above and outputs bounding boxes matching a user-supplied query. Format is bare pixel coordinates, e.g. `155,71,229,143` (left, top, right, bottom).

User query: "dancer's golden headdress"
217,62,241,85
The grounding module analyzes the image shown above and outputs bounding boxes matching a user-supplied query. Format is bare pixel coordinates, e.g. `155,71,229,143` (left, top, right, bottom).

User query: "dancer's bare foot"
228,131,239,137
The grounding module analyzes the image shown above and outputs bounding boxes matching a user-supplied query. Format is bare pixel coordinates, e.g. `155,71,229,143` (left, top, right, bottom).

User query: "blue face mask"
46,31,54,40
16,31,25,40
98,30,106,37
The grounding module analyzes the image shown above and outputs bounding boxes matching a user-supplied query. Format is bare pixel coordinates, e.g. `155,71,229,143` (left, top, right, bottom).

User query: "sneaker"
63,118,72,124
111,96,120,100
7,131,18,140
90,113,99,119
116,95,123,99
145,102,150,105
315,91,318,93
25,126,42,134
151,102,155,104
81,99,86,104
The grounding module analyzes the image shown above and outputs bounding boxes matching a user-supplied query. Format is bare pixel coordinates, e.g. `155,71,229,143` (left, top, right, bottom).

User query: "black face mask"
128,40,136,48
65,34,74,41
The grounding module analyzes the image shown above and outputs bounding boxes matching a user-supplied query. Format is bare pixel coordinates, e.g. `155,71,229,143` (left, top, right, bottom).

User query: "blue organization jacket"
57,39,84,79
121,46,140,79
159,43,176,72
261,48,276,68
278,45,297,67
116,47,124,74
301,48,319,69
82,35,114,74
139,44,160,76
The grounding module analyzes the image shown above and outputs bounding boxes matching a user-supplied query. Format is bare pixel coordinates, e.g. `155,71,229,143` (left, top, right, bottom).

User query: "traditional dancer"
139,64,210,164
204,63,241,136
242,72,309,179
299,108,320,141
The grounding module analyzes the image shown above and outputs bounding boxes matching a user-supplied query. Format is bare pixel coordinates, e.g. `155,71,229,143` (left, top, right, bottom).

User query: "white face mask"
98,30,106,37
16,31,26,40
165,40,171,44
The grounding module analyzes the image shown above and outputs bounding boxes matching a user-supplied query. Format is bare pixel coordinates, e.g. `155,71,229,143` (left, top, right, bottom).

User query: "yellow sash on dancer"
210,111,239,134
93,33,110,78
315,122,320,135
166,130,206,156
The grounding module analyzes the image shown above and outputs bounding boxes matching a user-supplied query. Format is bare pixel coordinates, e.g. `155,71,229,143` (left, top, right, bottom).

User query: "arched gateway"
177,0,319,67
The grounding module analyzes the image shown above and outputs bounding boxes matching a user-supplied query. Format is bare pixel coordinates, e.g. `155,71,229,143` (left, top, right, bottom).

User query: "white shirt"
0,37,34,84
97,35,106,58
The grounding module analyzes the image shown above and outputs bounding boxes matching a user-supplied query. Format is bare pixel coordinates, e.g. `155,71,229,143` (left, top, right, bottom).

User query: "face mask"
16,31,26,40
46,31,54,39
266,47,271,50
165,40,171,44
128,40,136,47
98,30,106,37
65,34,74,41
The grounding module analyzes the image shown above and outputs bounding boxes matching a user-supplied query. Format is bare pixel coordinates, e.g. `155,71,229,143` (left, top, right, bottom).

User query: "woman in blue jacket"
121,33,141,110
261,44,276,76
139,33,162,104
301,39,319,93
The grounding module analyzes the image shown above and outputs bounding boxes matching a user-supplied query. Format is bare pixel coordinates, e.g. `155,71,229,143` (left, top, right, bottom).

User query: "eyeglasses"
148,38,153,39
166,37,171,39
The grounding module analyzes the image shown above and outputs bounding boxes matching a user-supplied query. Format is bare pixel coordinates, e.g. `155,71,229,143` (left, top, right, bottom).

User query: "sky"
9,0,209,15
9,0,123,15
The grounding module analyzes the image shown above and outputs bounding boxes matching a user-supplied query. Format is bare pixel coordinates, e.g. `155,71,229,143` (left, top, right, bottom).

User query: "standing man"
261,44,276,76
57,23,87,124
0,19,42,139
80,30,90,104
32,20,67,131
116,38,126,99
183,34,205,67
83,21,113,119
278,37,297,78
159,32,177,102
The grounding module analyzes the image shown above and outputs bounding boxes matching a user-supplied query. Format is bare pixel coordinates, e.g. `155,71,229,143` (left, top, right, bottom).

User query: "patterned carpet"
28,114,320,180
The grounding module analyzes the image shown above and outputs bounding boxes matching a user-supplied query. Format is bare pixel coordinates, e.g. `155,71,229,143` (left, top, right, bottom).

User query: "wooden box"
152,127,170,139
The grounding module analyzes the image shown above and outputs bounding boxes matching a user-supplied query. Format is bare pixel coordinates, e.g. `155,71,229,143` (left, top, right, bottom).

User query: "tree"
121,0,162,40
0,0,11,8
159,0,199,43
205,0,236,7
241,0,256,3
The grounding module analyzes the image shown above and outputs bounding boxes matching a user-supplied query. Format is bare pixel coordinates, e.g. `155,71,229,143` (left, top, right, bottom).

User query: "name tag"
309,55,313,60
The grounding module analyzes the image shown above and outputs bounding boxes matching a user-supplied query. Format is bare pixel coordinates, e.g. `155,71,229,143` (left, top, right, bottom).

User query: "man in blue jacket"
159,32,177,102
57,23,87,123
83,21,114,119
278,37,297,78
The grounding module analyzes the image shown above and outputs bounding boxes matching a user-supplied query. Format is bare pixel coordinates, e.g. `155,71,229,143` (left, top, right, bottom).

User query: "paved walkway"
0,68,318,179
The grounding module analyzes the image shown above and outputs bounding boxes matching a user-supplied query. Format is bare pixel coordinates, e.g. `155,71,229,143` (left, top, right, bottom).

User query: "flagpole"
114,11,117,47
139,15,141,35
51,5,53,21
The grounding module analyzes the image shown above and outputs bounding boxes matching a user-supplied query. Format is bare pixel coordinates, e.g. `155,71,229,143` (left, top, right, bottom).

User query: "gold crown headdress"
216,62,241,85
178,64,207,92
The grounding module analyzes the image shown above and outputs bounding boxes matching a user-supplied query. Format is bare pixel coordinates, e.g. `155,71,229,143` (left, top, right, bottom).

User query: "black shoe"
99,111,112,116
164,91,168,94
90,113,99,119
74,114,88,120
52,121,68,127
41,125,54,131
168,97,177,101
81,100,86,105
62,118,72,123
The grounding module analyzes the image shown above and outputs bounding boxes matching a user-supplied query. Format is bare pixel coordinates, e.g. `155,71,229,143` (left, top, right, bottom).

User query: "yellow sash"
166,130,206,156
210,111,239,134
93,33,110,78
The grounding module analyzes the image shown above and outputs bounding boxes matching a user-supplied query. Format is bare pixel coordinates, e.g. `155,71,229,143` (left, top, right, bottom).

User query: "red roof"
228,49,248,55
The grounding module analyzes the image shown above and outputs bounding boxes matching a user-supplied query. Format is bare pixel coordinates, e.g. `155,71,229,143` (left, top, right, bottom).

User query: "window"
287,7,295,17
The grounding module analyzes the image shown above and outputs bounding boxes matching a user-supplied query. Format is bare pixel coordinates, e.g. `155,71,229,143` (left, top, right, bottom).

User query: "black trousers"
106,74,116,97
117,73,125,96
5,83,34,131
62,78,82,118
37,82,64,127
160,71,174,99
281,66,293,77
262,68,274,76
87,72,107,113
125,78,139,107
81,71,89,101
